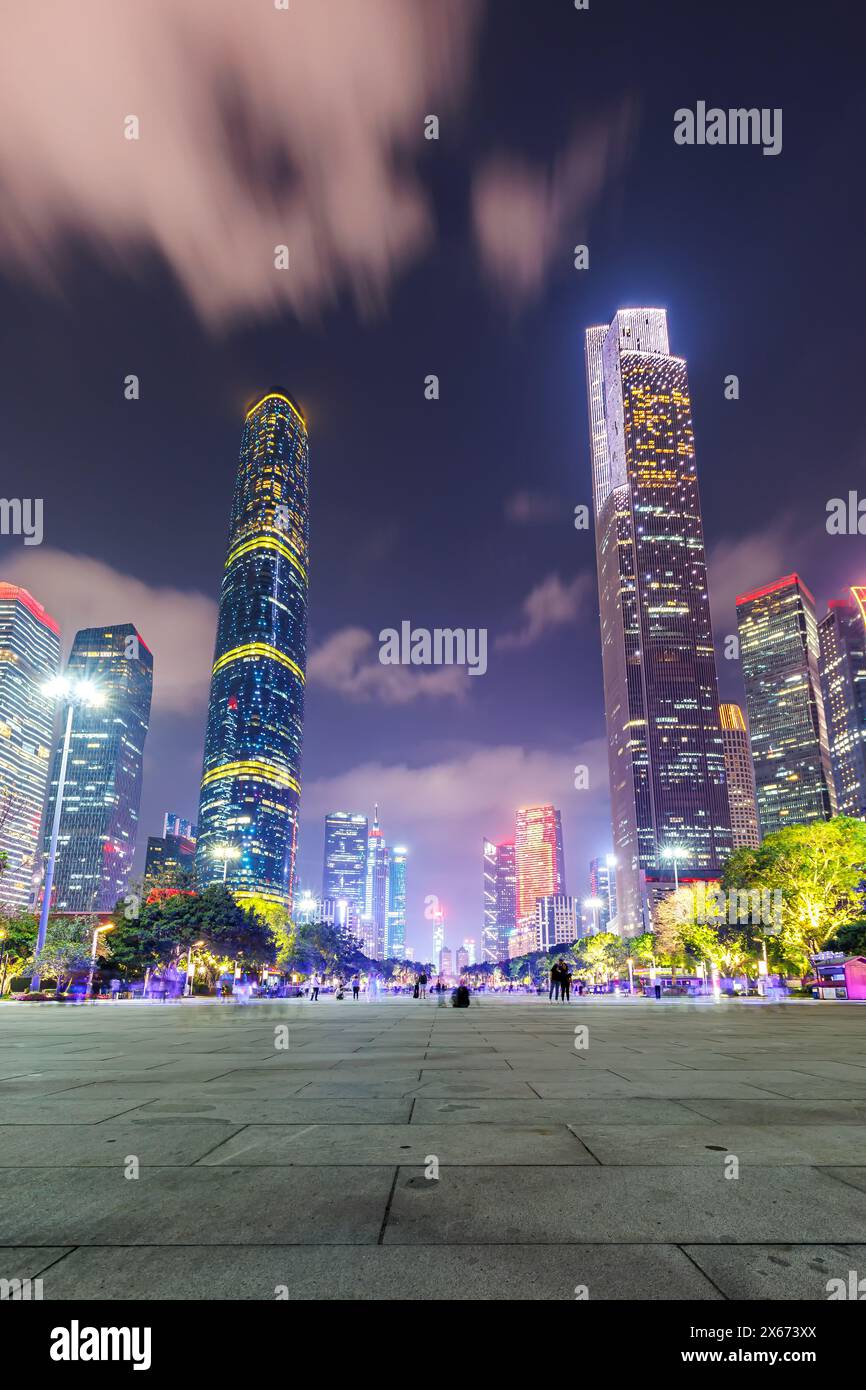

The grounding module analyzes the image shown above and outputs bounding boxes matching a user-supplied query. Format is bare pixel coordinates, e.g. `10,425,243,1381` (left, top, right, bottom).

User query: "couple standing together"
549,960,572,1002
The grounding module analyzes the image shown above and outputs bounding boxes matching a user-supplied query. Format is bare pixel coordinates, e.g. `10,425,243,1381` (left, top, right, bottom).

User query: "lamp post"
626,955,635,995
661,845,688,893
184,939,205,998
211,844,240,883
32,675,105,993
87,922,115,997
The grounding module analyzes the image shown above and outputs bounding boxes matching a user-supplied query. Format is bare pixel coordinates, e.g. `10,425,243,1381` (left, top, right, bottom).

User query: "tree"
722,818,866,971
108,885,276,980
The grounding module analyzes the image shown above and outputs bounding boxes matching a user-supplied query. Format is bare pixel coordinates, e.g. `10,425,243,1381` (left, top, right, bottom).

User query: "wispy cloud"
504,490,565,525
308,627,467,704
497,572,594,650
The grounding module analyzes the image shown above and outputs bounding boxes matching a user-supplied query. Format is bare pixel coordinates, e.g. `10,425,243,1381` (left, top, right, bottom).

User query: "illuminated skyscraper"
196,390,310,908
387,846,407,958
43,624,152,913
536,894,578,951
322,811,368,924
515,805,565,921
719,703,760,849
144,831,197,886
585,309,732,931
589,856,618,932
364,805,389,958
494,840,516,961
482,839,498,963
736,574,834,836
0,585,60,908
819,589,866,820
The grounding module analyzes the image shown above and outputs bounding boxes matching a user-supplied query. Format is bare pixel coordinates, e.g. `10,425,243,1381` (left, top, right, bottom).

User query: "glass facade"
322,811,368,923
736,574,834,836
196,390,310,909
588,856,618,931
494,839,516,961
363,807,389,958
515,804,565,922
585,309,732,932
482,838,498,963
144,832,197,885
43,624,153,913
819,590,866,820
0,585,60,909
719,703,760,848
387,846,407,958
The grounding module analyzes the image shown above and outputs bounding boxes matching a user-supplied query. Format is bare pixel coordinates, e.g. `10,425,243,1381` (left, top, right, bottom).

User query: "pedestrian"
352,973,360,1000
309,972,320,1002
335,975,345,1000
560,962,571,1002
549,961,561,1002
413,975,420,999
419,971,428,999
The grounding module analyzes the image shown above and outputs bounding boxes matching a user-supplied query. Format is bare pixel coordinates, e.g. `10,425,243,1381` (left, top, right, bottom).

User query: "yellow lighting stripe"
245,392,306,428
226,535,308,583
212,643,305,682
201,761,300,794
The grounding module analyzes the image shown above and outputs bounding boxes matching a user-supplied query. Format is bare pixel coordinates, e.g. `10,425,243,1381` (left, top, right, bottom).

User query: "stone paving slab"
682,1244,866,1300
0,1121,245,1167
569,1123,866,1166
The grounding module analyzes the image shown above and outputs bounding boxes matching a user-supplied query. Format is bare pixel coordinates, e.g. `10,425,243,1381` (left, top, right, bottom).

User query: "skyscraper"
43,624,152,913
585,308,732,931
515,805,565,921
164,812,197,841
322,811,368,924
196,390,310,909
736,574,834,836
819,589,866,820
536,894,578,951
0,585,60,908
364,805,389,958
482,839,498,963
589,856,618,932
719,703,760,849
494,840,516,961
387,846,407,958
144,830,197,886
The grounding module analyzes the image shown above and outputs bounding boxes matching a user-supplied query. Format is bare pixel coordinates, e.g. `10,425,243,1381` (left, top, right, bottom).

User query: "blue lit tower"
387,846,407,958
196,390,310,909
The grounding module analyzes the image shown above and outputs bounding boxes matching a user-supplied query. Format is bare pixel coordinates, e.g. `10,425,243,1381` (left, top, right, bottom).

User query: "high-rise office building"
719,703,760,849
819,590,866,821
364,805,389,959
144,831,197,886
164,813,196,842
463,937,476,966
196,390,310,909
585,309,732,931
43,624,153,913
588,856,618,932
515,805,565,921
536,894,578,951
439,946,453,978
482,839,498,963
387,846,407,958
322,811,368,921
494,840,516,961
0,585,60,908
456,945,469,974
736,574,834,836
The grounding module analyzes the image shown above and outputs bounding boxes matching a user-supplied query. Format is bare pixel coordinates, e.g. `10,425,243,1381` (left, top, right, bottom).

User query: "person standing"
560,962,571,1002
309,973,320,1002
352,973,360,1000
418,971,428,999
549,961,561,1002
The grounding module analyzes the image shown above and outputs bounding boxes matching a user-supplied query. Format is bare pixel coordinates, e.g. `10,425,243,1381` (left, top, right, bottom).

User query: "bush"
9,976,31,992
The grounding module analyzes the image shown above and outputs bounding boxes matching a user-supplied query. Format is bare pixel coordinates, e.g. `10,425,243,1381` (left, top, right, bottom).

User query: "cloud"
471,103,636,303
0,0,483,327
504,490,564,525
308,626,468,703
1,549,216,715
497,572,594,650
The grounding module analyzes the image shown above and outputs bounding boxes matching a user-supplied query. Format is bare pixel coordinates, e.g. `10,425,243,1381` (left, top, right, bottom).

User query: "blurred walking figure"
549,961,561,1002
309,973,320,1002
352,973,360,1000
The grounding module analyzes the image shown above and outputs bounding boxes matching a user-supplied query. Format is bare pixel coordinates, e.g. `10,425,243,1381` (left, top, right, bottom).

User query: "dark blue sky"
1,0,863,956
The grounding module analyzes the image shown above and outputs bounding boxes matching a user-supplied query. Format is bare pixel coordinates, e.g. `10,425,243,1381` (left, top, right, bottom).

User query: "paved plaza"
2,994,866,1300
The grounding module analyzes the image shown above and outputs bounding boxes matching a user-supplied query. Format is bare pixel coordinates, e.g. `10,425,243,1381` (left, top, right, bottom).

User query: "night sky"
1,0,863,958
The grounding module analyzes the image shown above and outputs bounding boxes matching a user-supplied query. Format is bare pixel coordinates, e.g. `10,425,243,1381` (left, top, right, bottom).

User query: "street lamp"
584,896,604,935
184,940,205,998
661,845,688,893
32,675,105,992
87,922,115,997
626,955,635,995
210,844,241,883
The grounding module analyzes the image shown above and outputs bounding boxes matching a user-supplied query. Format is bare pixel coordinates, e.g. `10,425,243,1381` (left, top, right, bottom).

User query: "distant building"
515,805,565,921
322,811,368,921
0,585,60,908
737,574,834,836
144,832,197,885
164,813,196,842
439,946,453,978
493,840,516,962
588,856,617,932
719,704,760,849
387,846,407,958
536,895,578,951
482,839,498,963
508,918,538,959
294,892,338,926
42,624,153,914
463,937,476,966
819,590,866,820
456,945,469,974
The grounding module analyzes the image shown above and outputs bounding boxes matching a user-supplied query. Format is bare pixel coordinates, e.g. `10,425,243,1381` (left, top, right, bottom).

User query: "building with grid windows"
818,588,866,821
719,703,760,848
196,389,310,908
0,585,60,908
322,811,368,925
43,624,152,913
493,839,516,962
736,574,834,836
515,804,565,921
584,309,732,932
